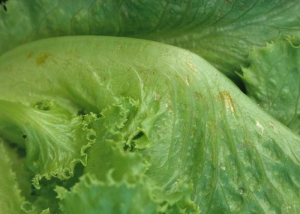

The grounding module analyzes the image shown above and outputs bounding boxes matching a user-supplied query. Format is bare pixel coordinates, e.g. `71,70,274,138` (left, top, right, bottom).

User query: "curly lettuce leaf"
24,164,85,214
1,0,300,82
56,172,200,214
55,173,158,214
0,99,95,188
0,141,53,214
241,37,300,134
82,98,200,213
83,97,155,182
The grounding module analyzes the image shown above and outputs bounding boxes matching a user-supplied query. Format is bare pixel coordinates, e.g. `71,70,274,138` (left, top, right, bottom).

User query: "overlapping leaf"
1,0,300,83
242,37,300,134
0,37,299,213
0,100,95,188
0,142,26,214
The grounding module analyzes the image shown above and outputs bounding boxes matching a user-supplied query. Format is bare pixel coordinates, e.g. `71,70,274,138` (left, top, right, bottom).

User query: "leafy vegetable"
242,36,300,134
0,1,300,214
0,142,26,214
0,99,94,188
1,0,300,83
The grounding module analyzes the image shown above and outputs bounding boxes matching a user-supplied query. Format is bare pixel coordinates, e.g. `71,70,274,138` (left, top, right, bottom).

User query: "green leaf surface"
0,36,300,213
56,172,200,214
56,173,158,214
0,141,26,214
242,37,300,134
0,100,94,188
83,97,151,183
1,0,300,82
0,141,53,214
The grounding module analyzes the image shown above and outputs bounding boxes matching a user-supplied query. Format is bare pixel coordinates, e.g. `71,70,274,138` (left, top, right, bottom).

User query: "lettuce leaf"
1,0,300,83
0,36,299,213
55,173,159,214
0,142,26,214
242,37,300,134
56,172,200,214
0,99,95,188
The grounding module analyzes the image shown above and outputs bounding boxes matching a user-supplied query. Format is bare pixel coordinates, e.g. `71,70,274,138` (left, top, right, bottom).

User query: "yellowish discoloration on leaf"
36,53,50,65
153,91,161,101
220,91,235,113
256,121,265,134
268,122,278,133
185,75,190,86
186,54,197,73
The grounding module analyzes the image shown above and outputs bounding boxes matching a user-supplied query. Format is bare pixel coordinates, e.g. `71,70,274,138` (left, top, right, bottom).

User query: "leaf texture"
1,0,300,82
0,37,299,213
242,37,300,135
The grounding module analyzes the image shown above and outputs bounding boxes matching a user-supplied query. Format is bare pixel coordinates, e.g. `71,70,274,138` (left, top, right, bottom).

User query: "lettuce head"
0,1,300,214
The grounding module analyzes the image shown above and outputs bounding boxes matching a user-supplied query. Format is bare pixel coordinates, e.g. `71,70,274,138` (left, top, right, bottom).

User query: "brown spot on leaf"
27,52,33,58
220,91,235,113
194,92,203,100
36,53,50,65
